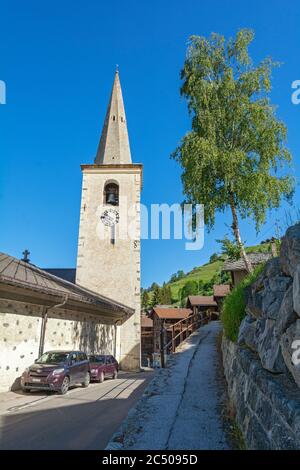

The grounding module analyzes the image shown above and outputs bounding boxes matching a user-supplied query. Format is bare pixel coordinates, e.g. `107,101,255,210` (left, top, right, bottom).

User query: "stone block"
293,265,300,317
271,421,300,450
238,315,257,351
280,223,300,277
245,414,271,450
276,284,297,334
254,393,273,432
257,319,287,373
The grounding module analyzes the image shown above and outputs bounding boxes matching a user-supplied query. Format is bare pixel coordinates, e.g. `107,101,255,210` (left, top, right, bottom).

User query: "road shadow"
0,371,154,450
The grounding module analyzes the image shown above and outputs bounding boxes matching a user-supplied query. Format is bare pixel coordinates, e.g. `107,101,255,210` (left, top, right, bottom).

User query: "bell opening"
104,182,119,206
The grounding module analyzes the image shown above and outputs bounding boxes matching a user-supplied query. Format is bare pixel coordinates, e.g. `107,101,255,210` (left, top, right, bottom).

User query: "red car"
21,350,90,395
89,355,118,382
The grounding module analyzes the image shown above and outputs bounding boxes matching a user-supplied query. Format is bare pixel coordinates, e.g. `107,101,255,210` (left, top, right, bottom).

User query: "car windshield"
89,355,106,364
36,352,69,364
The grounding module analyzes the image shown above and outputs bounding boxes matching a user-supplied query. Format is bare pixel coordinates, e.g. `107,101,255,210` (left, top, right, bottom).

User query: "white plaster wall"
44,311,115,356
0,300,116,392
0,300,42,392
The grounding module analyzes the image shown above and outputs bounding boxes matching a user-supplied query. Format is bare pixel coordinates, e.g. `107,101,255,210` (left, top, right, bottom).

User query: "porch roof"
0,252,133,320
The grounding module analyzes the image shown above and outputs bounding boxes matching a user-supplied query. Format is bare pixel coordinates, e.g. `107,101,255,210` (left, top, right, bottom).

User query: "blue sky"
0,0,299,288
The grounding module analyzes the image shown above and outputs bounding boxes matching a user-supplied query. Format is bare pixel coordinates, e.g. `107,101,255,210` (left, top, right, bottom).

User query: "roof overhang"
0,280,129,323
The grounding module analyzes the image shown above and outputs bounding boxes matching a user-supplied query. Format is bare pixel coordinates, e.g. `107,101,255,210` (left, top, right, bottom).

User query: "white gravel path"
106,321,230,450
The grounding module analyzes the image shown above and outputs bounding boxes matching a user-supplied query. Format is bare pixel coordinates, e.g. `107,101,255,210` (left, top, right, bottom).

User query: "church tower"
76,70,142,370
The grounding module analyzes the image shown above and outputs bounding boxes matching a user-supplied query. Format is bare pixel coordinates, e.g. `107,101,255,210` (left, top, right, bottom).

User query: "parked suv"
89,355,118,383
21,350,90,395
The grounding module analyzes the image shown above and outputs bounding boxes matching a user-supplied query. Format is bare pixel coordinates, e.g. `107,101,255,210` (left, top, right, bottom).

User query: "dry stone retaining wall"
222,223,300,449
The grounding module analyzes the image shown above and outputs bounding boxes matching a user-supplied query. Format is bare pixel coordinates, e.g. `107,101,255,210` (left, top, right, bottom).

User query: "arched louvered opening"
104,182,119,206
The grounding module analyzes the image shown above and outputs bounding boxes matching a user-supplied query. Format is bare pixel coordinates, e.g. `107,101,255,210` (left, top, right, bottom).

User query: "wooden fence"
159,312,209,368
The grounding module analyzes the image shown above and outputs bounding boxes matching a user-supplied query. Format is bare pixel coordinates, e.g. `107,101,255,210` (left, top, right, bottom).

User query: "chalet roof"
152,307,192,320
141,314,153,328
222,252,272,272
0,252,133,319
187,295,217,307
213,284,231,298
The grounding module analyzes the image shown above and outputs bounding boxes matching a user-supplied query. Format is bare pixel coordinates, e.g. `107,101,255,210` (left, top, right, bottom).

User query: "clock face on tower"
100,209,120,227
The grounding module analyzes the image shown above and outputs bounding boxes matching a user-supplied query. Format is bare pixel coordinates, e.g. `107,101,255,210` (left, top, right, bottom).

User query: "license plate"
31,378,41,383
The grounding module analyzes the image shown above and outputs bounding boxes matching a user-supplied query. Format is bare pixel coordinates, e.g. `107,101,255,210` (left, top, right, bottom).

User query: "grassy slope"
168,260,223,300
149,242,271,304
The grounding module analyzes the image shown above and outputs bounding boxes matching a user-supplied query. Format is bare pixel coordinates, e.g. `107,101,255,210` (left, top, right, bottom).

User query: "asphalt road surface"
0,370,154,450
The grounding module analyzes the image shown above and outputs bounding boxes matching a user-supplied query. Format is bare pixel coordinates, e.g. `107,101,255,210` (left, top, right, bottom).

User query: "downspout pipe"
114,318,124,362
38,295,69,358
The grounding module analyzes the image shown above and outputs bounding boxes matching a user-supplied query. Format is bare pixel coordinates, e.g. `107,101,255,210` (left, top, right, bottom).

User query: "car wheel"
82,372,90,388
99,371,104,383
58,376,70,395
113,370,118,380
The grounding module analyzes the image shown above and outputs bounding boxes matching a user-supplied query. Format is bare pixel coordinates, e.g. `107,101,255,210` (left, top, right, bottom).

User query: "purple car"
21,350,90,395
89,355,118,382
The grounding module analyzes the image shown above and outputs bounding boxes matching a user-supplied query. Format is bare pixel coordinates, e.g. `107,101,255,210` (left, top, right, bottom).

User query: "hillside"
145,242,272,306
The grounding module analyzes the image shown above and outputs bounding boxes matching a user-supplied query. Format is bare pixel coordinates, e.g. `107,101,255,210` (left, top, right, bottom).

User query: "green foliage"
150,283,172,307
202,281,214,296
172,29,294,236
170,270,185,283
141,290,150,309
209,253,219,263
179,280,198,306
217,236,241,260
220,270,231,285
275,238,281,255
221,264,265,342
160,284,172,305
150,282,159,291
151,284,161,308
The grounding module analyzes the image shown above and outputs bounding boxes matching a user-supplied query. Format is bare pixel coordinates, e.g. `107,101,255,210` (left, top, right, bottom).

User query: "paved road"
0,371,154,450
108,322,229,450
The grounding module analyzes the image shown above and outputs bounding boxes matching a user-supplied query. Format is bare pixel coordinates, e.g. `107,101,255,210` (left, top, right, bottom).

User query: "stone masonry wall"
222,223,300,449
0,299,115,392
222,337,300,449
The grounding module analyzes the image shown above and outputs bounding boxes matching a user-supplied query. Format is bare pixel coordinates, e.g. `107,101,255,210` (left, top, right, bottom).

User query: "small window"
112,115,116,121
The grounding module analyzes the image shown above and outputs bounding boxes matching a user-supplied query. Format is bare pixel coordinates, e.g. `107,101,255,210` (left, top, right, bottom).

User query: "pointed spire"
95,69,132,165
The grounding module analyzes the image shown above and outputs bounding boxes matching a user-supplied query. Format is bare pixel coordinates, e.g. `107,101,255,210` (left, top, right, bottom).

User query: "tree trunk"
229,193,253,273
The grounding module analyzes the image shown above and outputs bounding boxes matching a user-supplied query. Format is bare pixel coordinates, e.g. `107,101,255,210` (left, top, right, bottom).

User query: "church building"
76,69,142,370
0,70,142,391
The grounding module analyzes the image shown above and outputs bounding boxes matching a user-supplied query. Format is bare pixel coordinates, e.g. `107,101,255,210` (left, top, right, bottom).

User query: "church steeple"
95,69,132,165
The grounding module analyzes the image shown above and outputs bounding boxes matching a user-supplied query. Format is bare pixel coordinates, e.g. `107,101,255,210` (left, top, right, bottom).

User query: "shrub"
221,265,265,342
